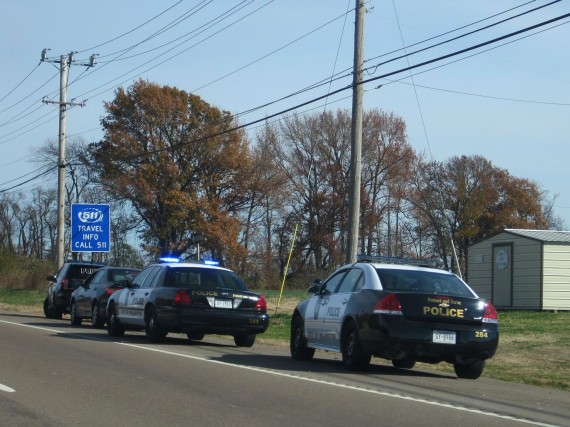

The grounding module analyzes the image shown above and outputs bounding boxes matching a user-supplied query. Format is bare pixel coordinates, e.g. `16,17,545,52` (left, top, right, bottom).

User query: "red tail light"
61,278,69,290
104,288,117,296
482,302,498,324
255,295,267,310
173,290,192,305
374,294,403,315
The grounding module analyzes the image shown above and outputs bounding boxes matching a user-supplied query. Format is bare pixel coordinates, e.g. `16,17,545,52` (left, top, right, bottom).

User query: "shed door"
492,244,512,307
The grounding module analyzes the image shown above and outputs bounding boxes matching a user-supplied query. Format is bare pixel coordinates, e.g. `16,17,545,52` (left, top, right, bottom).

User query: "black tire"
234,333,256,347
70,301,82,325
454,359,485,379
290,316,315,361
341,322,371,370
392,358,416,369
145,306,167,343
91,302,105,328
43,297,51,318
106,302,125,337
187,333,205,341
48,300,62,320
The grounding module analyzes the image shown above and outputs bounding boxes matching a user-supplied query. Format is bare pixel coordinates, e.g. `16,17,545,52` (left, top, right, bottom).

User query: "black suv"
44,261,105,319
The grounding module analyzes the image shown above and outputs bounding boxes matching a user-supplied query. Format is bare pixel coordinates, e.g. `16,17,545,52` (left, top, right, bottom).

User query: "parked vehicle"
70,266,141,328
44,261,105,319
106,262,270,347
290,256,499,379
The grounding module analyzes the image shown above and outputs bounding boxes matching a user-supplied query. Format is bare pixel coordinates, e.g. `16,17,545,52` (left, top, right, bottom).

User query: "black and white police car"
106,261,269,347
290,256,499,379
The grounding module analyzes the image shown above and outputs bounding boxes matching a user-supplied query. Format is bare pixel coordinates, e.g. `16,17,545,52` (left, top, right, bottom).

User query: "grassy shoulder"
2,289,568,391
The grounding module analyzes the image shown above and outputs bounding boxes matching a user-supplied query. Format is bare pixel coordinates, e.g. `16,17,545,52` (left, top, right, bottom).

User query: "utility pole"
41,50,96,270
346,0,365,264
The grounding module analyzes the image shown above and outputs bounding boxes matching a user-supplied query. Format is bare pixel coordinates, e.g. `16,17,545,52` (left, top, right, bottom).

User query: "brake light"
374,294,402,315
482,302,498,324
255,295,267,310
104,288,117,296
61,278,69,290
173,290,192,305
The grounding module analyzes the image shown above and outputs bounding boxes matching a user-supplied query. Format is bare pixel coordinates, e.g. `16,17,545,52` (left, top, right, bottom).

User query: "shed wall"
542,244,570,310
467,233,541,309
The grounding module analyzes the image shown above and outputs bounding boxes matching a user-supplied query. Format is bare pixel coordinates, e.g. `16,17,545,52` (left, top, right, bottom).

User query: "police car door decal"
304,295,329,345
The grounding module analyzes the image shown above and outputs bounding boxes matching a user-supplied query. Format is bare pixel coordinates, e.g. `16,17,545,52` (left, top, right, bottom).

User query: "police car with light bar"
290,256,499,379
106,260,269,347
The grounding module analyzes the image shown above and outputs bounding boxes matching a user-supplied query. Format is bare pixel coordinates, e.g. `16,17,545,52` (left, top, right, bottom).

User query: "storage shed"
467,229,570,311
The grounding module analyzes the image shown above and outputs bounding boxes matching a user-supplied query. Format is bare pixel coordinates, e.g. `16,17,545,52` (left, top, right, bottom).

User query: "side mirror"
307,279,323,294
46,275,56,283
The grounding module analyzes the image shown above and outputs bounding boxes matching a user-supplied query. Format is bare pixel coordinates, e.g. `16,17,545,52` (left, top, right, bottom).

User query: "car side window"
131,267,155,288
92,269,106,284
336,268,364,294
323,270,348,295
140,267,162,288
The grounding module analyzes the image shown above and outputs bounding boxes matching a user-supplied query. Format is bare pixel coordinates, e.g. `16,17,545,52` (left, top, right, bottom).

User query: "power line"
102,11,570,167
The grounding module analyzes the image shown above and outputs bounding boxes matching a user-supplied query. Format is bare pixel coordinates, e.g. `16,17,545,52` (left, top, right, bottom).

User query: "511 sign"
71,204,110,252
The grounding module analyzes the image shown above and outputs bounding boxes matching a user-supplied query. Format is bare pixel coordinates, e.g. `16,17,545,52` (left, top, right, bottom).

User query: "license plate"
433,330,456,344
214,299,233,309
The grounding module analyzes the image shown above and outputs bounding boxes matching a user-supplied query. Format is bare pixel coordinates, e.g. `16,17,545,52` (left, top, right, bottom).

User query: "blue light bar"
160,257,180,263
203,259,220,266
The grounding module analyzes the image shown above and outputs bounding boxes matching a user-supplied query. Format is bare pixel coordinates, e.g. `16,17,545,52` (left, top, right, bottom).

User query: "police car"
290,256,499,379
106,261,269,347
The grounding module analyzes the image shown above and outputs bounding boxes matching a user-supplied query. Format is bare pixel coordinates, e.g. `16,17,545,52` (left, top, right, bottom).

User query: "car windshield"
375,268,475,298
165,267,247,291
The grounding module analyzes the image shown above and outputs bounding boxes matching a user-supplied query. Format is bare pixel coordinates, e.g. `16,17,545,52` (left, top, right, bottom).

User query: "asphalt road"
1,312,568,427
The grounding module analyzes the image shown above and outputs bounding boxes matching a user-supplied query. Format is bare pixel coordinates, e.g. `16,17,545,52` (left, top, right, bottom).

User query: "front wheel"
70,302,82,325
392,358,415,369
145,306,166,343
234,333,256,347
187,333,205,341
290,316,315,361
43,297,51,318
341,322,371,370
454,359,485,379
106,303,125,337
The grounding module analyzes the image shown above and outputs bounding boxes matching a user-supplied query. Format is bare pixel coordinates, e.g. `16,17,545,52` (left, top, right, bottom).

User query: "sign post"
71,204,110,252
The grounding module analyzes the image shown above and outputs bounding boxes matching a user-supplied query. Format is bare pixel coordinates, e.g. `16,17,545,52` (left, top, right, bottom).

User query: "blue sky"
1,1,569,226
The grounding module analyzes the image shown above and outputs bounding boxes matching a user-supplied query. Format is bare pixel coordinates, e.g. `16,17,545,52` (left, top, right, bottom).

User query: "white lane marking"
0,383,15,393
0,318,561,427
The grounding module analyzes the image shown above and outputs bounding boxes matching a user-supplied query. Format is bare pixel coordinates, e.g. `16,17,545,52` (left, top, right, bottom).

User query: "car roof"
353,261,455,275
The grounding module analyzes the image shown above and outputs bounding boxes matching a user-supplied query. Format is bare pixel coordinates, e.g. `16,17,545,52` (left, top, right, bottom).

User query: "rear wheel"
91,302,105,328
234,333,256,347
290,316,315,361
145,306,167,343
106,303,125,337
454,359,485,379
392,358,416,369
70,302,82,325
341,322,371,370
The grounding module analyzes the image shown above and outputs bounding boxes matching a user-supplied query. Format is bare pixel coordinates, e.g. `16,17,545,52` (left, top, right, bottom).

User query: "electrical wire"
95,11,570,167
1,3,567,190
75,0,185,54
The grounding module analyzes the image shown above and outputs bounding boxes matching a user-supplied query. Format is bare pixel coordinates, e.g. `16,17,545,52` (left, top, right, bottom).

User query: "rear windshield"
109,269,140,283
66,265,102,287
165,267,247,291
375,268,475,298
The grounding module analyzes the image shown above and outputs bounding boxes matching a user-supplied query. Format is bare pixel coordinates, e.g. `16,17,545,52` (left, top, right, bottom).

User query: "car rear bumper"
360,314,499,363
158,307,270,335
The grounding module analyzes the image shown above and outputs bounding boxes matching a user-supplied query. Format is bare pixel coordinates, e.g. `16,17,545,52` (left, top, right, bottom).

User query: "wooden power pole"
346,0,365,264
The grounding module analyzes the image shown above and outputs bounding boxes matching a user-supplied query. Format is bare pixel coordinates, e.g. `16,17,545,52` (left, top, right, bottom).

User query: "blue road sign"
71,204,110,252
